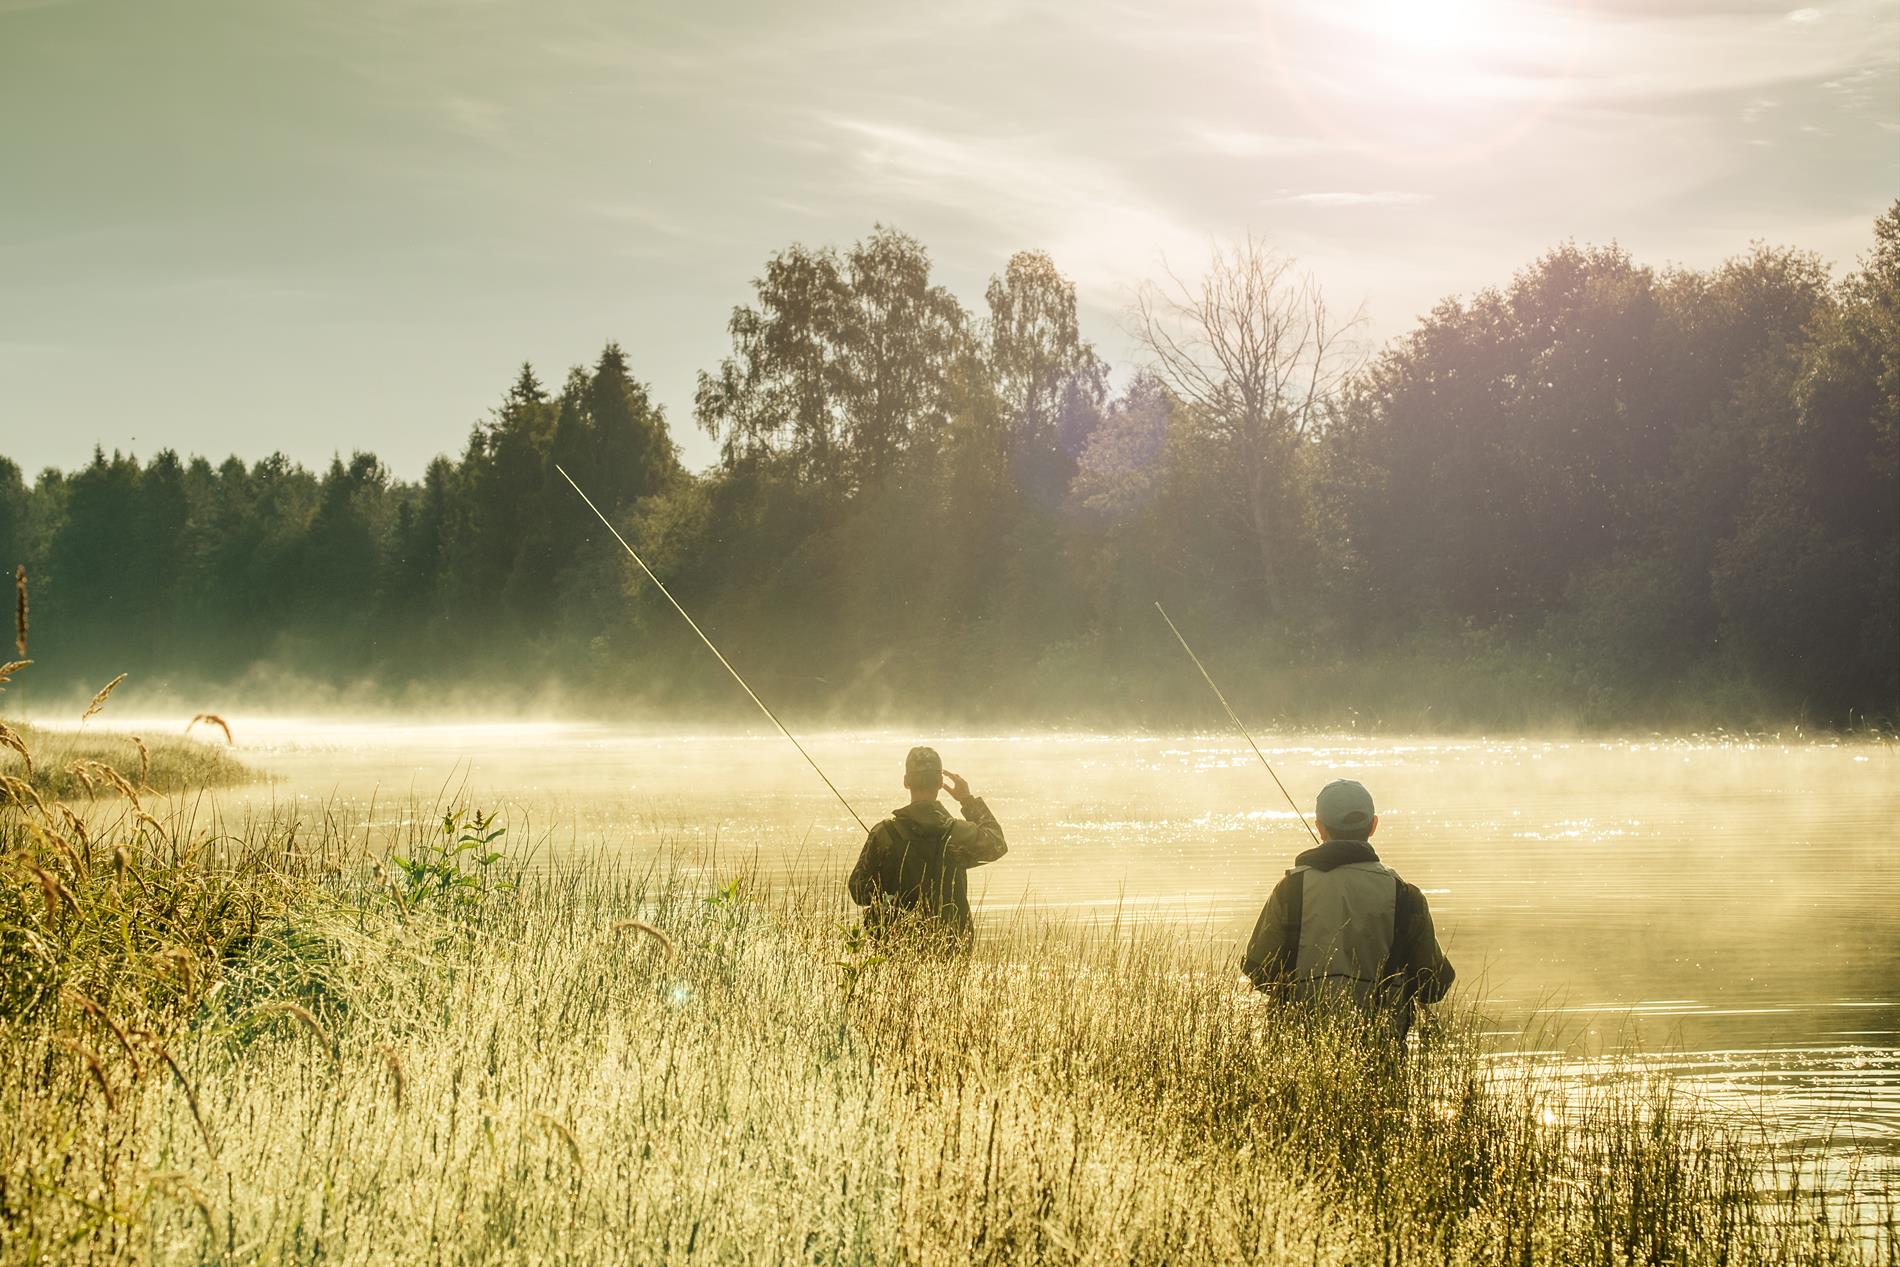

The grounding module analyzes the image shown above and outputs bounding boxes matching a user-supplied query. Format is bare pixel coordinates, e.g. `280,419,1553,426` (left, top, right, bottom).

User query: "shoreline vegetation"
4,208,1896,734
1,656,255,800
0,721,253,801
1,726,1892,1264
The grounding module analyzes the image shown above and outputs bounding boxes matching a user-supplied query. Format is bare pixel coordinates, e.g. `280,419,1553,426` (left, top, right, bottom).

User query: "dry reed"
255,1001,339,1069
186,713,234,745
376,1042,406,1108
149,1040,218,1160
52,1035,116,1112
533,1110,586,1172
612,917,678,957
0,720,31,776
0,770,47,815
63,988,144,1078
81,673,126,723
13,565,25,659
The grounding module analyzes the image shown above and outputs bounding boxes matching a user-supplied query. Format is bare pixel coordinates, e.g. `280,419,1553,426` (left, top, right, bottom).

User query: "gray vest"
1290,860,1399,1007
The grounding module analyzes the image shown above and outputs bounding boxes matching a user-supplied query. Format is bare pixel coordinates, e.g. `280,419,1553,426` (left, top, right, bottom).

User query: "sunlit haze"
3,0,1893,475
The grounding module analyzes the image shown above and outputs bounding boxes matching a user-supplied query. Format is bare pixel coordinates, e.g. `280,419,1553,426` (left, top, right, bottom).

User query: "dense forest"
3,206,1894,730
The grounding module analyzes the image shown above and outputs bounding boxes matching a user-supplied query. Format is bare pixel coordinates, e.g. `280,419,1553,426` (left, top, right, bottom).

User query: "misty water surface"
99,719,1900,1195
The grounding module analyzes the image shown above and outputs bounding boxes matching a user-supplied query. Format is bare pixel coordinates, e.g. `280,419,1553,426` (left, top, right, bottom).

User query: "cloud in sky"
1264,191,1434,207
0,0,1894,477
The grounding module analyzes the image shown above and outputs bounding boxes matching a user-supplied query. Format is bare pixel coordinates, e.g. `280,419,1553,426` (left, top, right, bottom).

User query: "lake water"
74,718,1900,1200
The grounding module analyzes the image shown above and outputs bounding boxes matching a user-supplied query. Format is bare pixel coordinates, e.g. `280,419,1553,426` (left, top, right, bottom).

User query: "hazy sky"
2,0,1895,478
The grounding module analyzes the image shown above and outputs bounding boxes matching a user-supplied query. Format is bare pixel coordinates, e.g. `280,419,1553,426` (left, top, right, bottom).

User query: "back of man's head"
904,746,943,795
1315,778,1376,841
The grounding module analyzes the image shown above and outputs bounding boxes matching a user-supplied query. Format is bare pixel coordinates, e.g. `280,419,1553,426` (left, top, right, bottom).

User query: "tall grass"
0,737,1890,1263
0,721,251,798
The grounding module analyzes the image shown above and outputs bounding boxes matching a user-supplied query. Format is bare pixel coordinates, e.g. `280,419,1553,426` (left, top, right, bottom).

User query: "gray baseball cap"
905,746,943,786
1315,778,1376,833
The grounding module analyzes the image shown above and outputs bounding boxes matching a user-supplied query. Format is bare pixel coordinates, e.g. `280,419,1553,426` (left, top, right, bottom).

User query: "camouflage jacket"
847,796,1007,939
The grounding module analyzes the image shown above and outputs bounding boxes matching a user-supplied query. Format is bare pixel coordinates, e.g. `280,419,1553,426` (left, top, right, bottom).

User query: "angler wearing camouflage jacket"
848,746,1007,947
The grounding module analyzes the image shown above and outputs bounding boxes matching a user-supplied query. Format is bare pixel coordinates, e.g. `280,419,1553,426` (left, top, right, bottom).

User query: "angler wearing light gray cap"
847,746,1007,949
1240,779,1454,1037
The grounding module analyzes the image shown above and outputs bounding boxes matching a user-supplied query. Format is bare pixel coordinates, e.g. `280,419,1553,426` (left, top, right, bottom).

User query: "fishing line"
556,464,871,836
1155,601,1322,847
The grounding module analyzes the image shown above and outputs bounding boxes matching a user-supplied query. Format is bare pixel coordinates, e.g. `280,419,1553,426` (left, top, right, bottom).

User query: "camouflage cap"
1314,778,1376,833
905,745,943,786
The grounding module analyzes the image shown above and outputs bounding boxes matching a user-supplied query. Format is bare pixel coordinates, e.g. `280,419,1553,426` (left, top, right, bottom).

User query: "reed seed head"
612,919,678,958
81,673,127,723
186,713,234,746
0,721,31,777
52,1037,115,1112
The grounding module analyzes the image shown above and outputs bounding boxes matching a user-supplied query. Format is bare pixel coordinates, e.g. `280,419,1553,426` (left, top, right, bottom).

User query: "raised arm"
941,770,1007,868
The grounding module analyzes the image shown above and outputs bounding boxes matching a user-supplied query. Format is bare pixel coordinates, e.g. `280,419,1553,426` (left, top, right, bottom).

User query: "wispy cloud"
1265,191,1433,208
822,116,1204,296
1187,127,1328,159
436,93,507,143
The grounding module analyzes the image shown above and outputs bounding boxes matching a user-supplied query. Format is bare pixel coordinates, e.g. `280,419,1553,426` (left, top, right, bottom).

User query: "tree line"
2,207,1894,729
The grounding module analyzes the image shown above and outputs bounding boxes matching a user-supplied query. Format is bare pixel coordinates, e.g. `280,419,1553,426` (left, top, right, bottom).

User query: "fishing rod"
555,464,871,836
1154,601,1321,847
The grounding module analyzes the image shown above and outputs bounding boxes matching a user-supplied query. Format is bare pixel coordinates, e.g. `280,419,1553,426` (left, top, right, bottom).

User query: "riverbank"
0,719,252,799
1,770,1890,1263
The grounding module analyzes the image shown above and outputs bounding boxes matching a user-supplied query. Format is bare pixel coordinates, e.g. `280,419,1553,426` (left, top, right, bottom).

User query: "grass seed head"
148,1039,217,1159
0,657,29,693
612,919,678,957
81,673,128,723
257,1002,339,1068
27,862,80,920
376,1042,406,1108
186,713,234,746
534,1110,585,1171
0,770,48,817
52,1036,115,1112
0,721,31,776
62,989,144,1079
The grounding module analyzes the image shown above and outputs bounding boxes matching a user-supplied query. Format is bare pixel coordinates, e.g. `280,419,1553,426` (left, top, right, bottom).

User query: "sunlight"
1257,0,1584,161
1366,0,1487,55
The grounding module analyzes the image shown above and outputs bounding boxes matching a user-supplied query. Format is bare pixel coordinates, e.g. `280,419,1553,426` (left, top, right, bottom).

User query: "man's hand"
942,770,975,805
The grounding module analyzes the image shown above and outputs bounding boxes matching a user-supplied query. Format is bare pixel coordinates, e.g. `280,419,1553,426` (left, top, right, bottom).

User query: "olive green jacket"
847,796,1007,940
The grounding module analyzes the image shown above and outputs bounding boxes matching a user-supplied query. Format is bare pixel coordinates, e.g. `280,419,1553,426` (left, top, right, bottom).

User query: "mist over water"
76,716,1900,1192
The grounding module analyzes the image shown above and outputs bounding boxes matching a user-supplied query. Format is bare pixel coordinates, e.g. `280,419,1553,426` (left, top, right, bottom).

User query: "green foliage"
1,207,1895,727
388,808,513,913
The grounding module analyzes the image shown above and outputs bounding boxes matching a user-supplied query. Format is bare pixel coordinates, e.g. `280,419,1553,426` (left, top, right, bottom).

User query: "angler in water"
1240,778,1455,1038
848,746,1007,949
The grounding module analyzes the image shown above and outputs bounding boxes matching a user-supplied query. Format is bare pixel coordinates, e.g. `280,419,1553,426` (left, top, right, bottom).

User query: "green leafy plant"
703,875,745,909
388,809,513,913
834,920,884,1005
